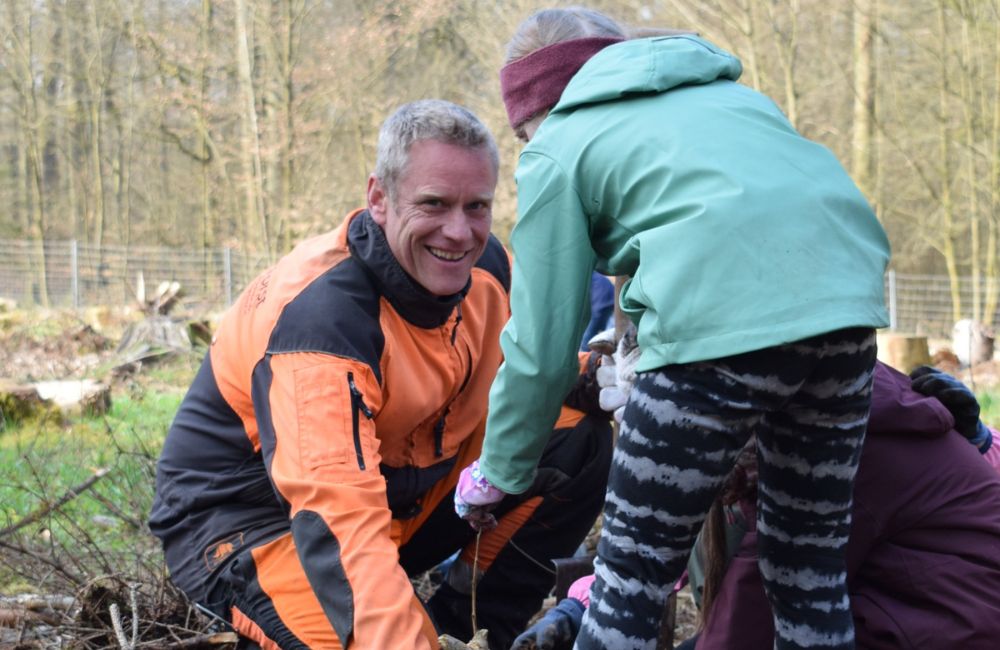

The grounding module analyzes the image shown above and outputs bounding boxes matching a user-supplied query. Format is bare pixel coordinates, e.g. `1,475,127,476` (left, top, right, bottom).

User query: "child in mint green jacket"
455,7,890,650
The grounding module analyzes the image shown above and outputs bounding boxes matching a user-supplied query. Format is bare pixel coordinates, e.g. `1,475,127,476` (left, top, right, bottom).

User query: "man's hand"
454,460,505,531
910,366,992,453
510,597,585,650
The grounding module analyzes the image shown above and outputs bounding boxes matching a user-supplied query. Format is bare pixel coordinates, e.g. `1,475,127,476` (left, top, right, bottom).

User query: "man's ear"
367,174,388,226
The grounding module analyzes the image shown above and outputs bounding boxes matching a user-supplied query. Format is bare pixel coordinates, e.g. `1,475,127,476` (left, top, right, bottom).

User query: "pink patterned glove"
454,460,505,531
567,574,596,608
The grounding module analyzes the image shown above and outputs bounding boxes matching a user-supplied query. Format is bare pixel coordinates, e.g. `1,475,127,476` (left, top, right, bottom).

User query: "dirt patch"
0,310,117,382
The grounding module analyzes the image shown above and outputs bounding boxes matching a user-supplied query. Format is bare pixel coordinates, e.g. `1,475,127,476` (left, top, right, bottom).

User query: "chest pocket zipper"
433,412,448,458
432,344,474,459
347,372,374,470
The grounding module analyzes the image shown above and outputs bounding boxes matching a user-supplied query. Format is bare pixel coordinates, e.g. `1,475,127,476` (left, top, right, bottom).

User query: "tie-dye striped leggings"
575,328,877,650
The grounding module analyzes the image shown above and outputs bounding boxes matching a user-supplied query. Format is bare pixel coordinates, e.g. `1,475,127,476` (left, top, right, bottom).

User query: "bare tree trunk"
234,0,270,257
200,0,215,292
957,2,981,321
59,0,80,240
735,0,763,91
84,1,107,253
280,0,298,253
16,127,30,239
765,0,800,128
985,7,1000,325
8,1,51,305
936,2,962,323
118,0,139,252
852,0,878,202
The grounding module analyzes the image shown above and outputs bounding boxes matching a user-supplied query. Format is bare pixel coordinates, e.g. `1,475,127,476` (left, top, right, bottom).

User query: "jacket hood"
551,35,743,116
867,361,955,437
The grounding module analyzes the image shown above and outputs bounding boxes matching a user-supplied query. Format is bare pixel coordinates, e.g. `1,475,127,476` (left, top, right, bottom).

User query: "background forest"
1,0,999,321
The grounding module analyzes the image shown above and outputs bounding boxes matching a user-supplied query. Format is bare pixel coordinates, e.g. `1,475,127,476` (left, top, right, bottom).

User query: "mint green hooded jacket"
481,35,890,493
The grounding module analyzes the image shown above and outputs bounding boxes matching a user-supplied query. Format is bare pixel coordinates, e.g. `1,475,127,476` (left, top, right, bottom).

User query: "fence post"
888,269,897,331
71,240,79,310
224,246,233,306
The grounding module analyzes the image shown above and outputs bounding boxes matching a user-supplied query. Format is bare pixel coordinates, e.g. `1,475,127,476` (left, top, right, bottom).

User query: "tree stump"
0,380,56,426
32,379,111,417
877,333,931,374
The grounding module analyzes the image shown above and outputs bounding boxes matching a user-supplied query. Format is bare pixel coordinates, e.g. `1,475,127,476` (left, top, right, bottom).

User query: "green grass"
977,389,1000,429
0,353,198,575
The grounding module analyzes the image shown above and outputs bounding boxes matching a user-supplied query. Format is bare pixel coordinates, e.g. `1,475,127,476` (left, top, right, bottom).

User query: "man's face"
368,140,497,297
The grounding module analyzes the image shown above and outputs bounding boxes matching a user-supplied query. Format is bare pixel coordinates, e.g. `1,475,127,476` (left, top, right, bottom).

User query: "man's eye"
423,199,444,207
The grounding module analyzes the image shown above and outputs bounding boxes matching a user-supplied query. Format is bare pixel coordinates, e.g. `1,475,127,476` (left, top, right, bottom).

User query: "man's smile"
428,246,467,261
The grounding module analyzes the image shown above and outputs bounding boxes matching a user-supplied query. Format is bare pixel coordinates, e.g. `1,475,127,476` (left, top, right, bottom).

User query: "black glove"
910,366,992,453
510,597,585,650
563,351,607,418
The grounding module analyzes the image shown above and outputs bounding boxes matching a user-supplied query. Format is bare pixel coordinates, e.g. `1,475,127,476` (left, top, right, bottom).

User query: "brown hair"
698,438,759,629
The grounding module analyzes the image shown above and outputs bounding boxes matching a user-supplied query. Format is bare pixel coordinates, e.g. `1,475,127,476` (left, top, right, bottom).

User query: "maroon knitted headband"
500,37,624,130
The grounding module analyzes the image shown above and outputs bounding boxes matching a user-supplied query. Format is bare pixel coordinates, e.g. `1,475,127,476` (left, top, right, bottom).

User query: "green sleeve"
479,152,596,494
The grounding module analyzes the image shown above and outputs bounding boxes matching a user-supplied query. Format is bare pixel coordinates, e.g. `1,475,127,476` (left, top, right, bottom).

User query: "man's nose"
441,208,474,240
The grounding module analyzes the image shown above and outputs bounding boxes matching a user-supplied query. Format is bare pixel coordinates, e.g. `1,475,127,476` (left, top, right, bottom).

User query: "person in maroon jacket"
515,361,1000,649
684,361,1000,650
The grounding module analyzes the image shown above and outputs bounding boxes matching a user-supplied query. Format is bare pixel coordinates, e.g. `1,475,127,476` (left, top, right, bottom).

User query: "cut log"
0,380,56,425
877,332,931,374
32,379,111,417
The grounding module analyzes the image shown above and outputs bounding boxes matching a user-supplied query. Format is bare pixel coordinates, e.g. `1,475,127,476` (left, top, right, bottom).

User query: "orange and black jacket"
149,209,512,648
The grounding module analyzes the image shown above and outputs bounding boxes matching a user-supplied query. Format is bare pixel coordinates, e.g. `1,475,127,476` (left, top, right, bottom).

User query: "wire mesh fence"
0,240,270,314
886,271,1000,339
0,240,997,338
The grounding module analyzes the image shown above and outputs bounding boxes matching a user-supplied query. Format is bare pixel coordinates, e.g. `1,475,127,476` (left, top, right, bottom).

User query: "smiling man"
148,100,612,650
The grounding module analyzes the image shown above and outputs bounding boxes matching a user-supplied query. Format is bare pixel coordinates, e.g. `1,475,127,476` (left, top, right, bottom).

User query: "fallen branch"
0,468,110,540
0,606,63,627
145,631,239,649
0,594,75,612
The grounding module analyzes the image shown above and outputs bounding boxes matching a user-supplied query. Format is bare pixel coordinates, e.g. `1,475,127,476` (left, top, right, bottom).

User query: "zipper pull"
347,372,373,471
348,373,374,418
433,413,447,457
451,304,463,345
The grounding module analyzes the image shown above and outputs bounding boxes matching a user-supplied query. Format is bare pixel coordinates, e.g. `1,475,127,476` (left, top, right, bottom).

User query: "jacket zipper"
433,411,448,458
347,372,373,470
450,304,463,345
433,310,472,459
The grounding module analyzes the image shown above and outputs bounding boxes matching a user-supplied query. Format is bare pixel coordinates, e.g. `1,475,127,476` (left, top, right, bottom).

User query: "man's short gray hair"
374,100,499,199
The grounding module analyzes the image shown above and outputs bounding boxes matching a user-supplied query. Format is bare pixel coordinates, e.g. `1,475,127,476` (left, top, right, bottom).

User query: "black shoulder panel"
268,257,385,384
475,234,511,293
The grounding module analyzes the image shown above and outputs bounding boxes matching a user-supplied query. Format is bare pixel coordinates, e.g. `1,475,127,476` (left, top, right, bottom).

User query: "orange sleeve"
264,351,435,649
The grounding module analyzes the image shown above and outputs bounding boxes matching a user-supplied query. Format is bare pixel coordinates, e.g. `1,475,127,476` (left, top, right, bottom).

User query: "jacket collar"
347,210,469,328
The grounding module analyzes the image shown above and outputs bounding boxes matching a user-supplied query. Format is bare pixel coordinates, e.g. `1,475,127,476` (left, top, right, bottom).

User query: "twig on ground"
0,468,110,540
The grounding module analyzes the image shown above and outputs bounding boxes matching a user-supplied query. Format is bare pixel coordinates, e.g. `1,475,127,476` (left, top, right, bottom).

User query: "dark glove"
910,366,992,453
510,597,585,650
563,351,608,418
